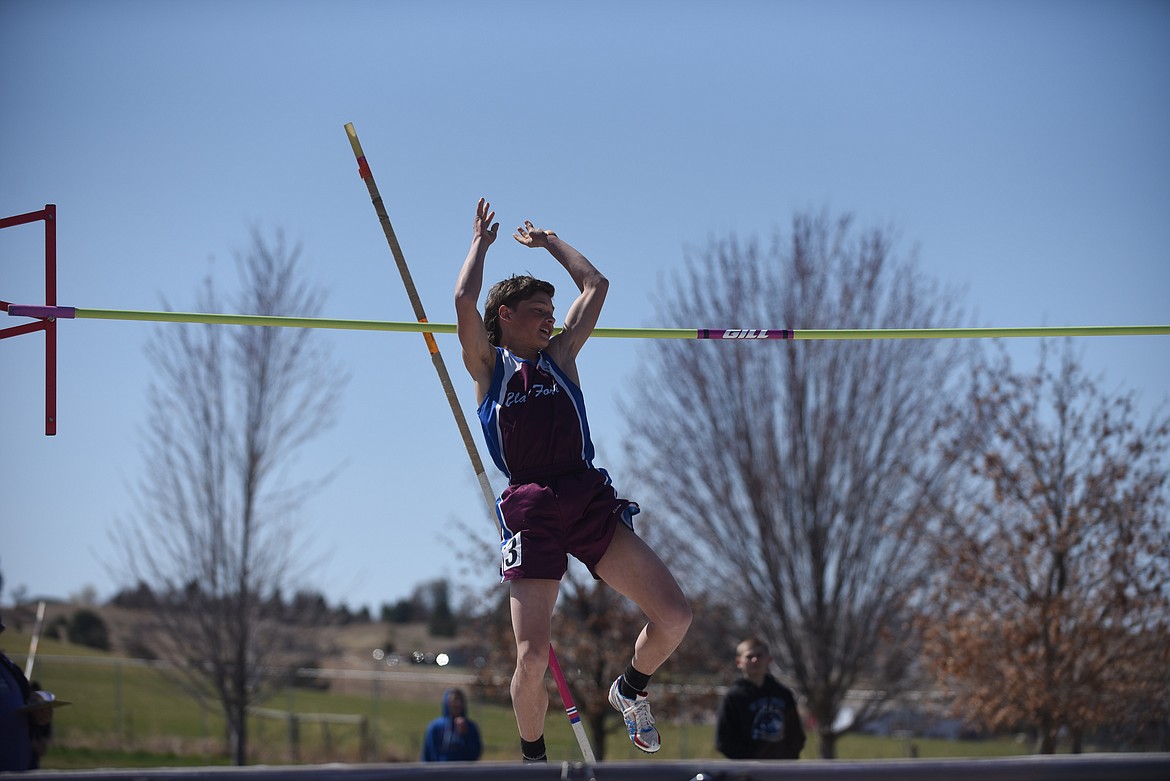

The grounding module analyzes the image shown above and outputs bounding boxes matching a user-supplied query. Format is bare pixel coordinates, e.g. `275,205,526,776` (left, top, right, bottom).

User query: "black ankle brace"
521,735,547,762
621,663,651,698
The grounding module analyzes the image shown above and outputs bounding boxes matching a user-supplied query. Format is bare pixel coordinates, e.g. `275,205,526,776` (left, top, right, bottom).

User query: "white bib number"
501,532,523,572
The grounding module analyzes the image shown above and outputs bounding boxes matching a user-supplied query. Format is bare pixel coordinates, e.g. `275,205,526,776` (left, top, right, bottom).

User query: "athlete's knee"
514,642,550,681
661,596,692,639
655,591,687,640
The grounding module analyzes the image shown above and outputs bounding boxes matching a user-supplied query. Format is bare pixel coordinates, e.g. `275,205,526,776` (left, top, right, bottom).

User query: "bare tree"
115,229,346,764
624,212,967,757
924,342,1170,753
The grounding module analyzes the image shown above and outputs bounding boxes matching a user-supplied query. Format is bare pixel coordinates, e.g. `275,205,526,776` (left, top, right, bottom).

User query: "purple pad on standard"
7,304,75,319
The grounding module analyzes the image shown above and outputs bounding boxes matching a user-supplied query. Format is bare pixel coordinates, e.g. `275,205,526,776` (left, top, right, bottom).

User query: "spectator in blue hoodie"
422,688,483,762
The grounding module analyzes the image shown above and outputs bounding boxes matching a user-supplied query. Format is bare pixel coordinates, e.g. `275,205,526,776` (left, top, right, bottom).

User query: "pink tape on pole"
547,645,583,726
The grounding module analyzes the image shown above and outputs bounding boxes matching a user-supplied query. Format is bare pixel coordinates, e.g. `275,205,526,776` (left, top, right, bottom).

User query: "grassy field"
5,627,1038,769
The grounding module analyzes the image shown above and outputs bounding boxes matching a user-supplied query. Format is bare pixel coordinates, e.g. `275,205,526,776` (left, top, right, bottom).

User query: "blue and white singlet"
476,347,596,483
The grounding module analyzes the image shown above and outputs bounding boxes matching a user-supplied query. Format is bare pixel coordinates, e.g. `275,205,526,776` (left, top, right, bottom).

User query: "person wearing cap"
1,612,56,771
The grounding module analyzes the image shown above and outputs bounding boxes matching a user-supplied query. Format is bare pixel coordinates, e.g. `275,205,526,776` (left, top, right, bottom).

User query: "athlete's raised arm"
512,220,608,364
455,198,499,392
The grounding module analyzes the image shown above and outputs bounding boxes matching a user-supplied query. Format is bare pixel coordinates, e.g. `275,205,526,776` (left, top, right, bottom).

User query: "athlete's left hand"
513,220,557,248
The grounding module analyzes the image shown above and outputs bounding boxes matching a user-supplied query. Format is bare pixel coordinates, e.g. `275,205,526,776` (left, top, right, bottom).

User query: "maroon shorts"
497,467,638,582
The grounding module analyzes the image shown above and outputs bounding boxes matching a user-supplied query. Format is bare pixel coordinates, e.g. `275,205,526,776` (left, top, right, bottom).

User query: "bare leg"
594,524,692,675
509,578,561,741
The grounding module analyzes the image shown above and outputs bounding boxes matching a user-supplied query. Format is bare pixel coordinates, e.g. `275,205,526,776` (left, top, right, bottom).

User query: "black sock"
620,663,651,699
521,735,547,762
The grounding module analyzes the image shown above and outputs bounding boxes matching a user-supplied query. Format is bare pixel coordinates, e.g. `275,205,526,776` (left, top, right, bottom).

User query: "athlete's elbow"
454,289,479,314
586,273,609,297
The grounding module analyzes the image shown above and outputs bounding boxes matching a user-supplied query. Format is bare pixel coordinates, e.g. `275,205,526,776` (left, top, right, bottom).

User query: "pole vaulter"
341,123,598,764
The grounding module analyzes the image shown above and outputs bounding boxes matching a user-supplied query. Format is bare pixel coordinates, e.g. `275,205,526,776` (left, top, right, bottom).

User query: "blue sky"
2,0,1167,614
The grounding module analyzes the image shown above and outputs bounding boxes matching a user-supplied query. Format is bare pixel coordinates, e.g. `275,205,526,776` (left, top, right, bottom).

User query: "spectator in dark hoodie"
1,612,57,771
422,687,483,762
715,636,805,759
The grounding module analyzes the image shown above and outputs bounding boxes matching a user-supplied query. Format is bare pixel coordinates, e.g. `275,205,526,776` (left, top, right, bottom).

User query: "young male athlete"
455,198,692,761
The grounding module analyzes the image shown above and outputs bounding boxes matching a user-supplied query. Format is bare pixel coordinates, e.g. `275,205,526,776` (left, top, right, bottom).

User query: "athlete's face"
499,292,555,355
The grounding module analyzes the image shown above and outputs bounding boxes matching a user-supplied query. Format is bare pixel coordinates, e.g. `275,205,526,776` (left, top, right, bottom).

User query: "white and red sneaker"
608,677,661,753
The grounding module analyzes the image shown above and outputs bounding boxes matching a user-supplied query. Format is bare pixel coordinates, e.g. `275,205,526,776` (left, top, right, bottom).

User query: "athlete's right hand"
474,198,499,246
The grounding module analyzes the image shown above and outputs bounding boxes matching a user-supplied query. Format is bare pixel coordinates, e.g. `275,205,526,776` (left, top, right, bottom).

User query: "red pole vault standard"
0,204,58,435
